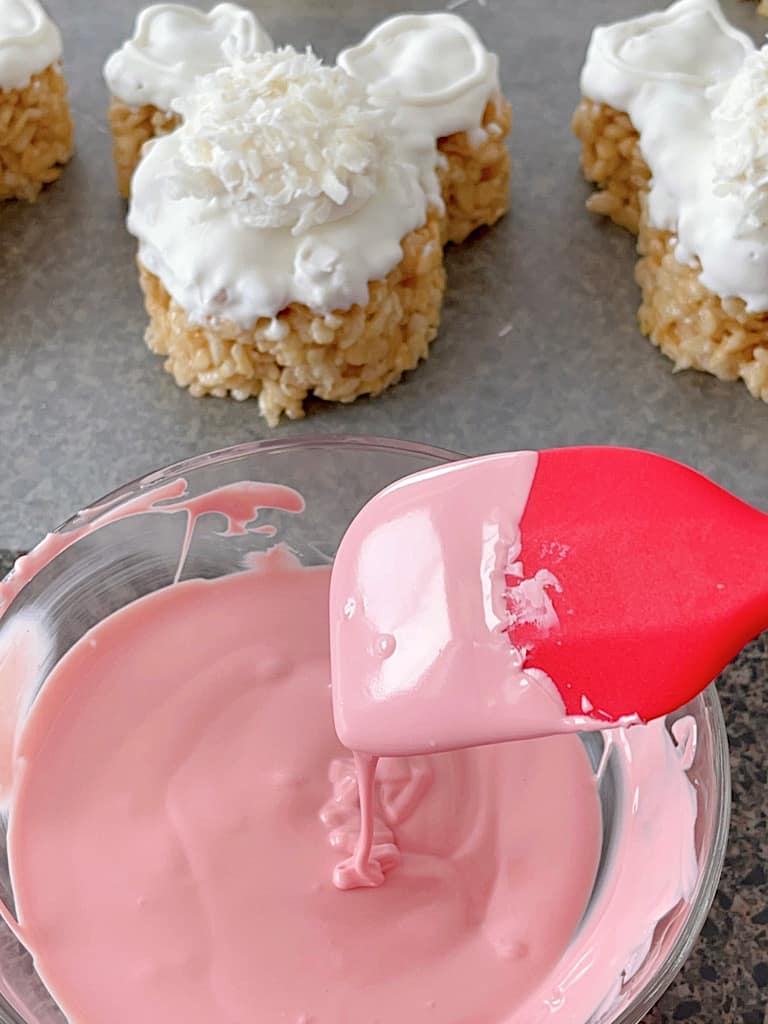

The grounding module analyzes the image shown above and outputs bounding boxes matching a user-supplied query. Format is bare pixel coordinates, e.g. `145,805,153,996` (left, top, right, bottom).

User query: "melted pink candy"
8,566,604,1024
328,453,635,889
1,480,701,1023
0,478,303,808
332,754,385,889
0,479,304,612
329,452,636,767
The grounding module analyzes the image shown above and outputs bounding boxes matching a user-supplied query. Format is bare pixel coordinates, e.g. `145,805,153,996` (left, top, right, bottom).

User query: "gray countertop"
1,0,766,1020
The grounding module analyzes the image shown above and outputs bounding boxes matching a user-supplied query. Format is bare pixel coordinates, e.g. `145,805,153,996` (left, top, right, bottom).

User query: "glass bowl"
0,436,730,1024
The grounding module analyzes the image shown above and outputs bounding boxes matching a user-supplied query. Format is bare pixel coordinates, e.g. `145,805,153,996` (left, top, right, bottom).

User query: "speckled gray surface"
0,0,767,1019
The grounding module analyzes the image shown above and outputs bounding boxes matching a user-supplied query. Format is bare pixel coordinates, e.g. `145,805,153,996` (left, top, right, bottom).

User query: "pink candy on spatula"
330,447,767,757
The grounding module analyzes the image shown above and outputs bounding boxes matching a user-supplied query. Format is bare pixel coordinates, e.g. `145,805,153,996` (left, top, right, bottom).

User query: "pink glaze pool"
8,559,604,1024
0,443,721,1024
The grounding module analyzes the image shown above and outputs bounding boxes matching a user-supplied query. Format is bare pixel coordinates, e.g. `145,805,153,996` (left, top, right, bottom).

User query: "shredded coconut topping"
169,46,397,235
712,45,768,234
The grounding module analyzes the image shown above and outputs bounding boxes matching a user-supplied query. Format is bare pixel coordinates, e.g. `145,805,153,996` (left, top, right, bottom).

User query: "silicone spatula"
330,447,767,756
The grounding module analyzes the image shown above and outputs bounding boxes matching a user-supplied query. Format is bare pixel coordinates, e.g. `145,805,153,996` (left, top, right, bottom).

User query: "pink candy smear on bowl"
0,472,700,1023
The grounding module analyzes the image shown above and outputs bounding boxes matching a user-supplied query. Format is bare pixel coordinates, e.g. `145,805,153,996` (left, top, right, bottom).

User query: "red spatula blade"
514,447,768,722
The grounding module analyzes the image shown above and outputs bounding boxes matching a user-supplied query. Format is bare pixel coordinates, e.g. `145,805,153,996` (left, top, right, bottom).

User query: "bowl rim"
611,682,731,1024
1,435,732,1024
61,434,464,535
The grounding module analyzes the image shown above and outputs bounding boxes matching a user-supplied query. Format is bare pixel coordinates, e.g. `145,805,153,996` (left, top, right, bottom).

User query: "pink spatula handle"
514,448,768,721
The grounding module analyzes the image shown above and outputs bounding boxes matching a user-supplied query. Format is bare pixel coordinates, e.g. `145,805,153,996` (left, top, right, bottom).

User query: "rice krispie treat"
574,0,768,403
104,3,272,198
128,47,446,426
339,13,511,245
0,0,72,202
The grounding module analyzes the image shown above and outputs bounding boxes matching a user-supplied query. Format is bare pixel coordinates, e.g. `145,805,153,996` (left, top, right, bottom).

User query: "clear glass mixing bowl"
0,437,730,1024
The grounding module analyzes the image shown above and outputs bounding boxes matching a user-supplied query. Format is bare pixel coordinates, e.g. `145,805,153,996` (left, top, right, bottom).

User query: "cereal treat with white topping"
339,13,511,245
574,0,768,402
104,3,272,198
571,100,647,235
0,0,72,202
128,48,446,425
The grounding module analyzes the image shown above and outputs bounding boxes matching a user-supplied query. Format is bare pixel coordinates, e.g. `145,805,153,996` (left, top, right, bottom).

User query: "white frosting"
0,0,61,90
338,13,499,139
580,0,768,312
581,0,750,106
103,3,273,111
712,47,768,234
128,48,440,326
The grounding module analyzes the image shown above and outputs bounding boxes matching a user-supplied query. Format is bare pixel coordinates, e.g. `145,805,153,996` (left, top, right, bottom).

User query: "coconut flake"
168,46,398,236
712,44,768,234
